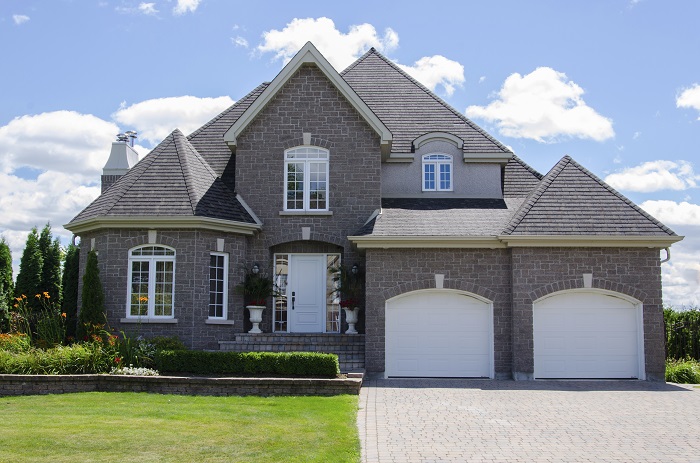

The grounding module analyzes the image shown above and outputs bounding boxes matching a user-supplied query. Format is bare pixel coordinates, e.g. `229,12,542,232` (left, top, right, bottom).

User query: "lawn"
0,392,360,463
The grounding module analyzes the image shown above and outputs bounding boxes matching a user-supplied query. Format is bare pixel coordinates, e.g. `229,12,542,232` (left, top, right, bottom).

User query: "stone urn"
246,305,265,334
343,307,360,334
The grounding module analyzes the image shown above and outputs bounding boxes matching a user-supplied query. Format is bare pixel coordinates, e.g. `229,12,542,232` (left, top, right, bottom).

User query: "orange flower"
35,294,41,299
61,313,66,318
43,292,50,298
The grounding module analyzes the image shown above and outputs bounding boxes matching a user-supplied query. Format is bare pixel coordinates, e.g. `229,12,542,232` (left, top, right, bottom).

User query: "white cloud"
138,3,159,15
633,131,641,139
465,67,614,142
640,200,700,226
112,95,234,146
605,160,698,193
0,111,119,177
478,76,486,84
257,17,398,70
677,83,700,119
173,0,201,15
232,36,248,48
661,228,700,307
13,14,30,25
397,55,465,96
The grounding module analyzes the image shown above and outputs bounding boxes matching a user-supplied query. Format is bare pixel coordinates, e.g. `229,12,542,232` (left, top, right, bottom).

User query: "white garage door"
534,291,643,379
386,290,493,378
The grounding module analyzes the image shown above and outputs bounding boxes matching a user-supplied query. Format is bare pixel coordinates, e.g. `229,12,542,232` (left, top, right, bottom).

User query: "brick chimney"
101,132,138,193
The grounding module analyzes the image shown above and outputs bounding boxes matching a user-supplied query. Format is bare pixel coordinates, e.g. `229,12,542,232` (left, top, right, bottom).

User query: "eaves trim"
498,235,684,248
348,235,506,249
65,216,262,235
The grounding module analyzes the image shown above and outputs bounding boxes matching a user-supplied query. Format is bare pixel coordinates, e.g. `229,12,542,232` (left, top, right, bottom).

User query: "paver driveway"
358,378,700,463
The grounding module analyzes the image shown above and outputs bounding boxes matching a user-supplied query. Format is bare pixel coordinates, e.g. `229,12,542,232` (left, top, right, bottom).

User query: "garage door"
385,290,493,378
533,291,642,379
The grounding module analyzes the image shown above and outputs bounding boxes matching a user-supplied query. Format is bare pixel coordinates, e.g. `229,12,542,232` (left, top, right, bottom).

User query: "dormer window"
422,154,452,191
284,147,329,211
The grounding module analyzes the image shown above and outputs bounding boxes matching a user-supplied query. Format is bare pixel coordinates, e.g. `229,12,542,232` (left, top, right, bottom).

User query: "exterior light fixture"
252,263,260,274
351,264,359,275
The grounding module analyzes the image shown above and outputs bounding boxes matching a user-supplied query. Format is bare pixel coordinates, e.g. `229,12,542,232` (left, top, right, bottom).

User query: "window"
209,253,228,319
284,147,329,211
422,154,452,191
127,245,175,318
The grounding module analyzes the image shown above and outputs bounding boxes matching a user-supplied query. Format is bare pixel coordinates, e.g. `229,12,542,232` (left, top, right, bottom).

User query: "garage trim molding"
532,288,645,380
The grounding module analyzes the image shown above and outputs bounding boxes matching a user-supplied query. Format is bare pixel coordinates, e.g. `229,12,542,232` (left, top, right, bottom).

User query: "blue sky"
1,0,699,306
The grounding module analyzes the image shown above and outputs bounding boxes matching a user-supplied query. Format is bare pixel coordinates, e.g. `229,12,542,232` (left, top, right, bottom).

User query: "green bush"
665,358,700,383
155,350,340,377
0,333,31,353
0,343,112,374
664,308,700,361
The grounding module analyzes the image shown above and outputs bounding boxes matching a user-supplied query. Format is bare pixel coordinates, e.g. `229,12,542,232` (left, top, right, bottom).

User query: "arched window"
127,245,176,318
284,147,329,211
422,154,453,191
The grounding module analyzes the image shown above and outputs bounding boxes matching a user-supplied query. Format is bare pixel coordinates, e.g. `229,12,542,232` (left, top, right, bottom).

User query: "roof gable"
503,155,678,237
224,42,392,154
341,49,512,162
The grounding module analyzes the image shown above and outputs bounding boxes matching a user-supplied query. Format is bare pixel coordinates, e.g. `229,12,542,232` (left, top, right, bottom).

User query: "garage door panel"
386,291,492,378
534,291,641,379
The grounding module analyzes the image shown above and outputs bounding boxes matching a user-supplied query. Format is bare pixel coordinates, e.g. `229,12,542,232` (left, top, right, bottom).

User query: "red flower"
114,357,122,364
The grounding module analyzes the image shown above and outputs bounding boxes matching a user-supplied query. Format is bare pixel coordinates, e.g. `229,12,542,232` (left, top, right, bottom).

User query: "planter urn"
246,305,265,334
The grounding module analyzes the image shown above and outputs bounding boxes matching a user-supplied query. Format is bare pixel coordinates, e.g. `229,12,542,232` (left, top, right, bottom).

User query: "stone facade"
77,228,247,350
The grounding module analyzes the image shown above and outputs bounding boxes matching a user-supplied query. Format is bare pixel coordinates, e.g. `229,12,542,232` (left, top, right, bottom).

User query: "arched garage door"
385,290,493,378
533,290,644,379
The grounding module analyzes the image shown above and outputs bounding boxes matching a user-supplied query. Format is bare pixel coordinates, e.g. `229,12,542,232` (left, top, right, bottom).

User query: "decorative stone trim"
0,374,362,397
265,232,346,249
527,278,648,303
281,136,334,150
381,278,496,302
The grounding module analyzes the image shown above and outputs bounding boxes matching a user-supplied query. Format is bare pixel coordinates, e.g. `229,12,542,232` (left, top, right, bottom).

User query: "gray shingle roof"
69,129,255,224
188,83,269,177
358,197,524,237
503,155,677,236
341,49,512,156
503,155,543,198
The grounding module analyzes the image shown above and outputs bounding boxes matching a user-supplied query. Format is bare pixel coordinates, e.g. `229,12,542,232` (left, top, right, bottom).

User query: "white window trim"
422,153,453,192
208,252,229,320
126,245,176,320
284,147,330,212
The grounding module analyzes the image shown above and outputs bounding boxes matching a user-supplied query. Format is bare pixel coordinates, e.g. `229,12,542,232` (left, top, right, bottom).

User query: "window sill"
205,319,235,325
279,211,333,216
120,318,178,324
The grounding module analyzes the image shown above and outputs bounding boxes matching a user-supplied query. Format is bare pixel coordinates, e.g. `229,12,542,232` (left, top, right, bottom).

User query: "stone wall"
0,374,362,397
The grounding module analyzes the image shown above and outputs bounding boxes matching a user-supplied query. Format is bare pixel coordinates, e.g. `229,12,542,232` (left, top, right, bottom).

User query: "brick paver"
358,379,700,463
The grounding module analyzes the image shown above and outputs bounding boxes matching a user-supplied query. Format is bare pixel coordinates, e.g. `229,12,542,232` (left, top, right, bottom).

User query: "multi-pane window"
127,246,175,318
209,253,228,319
422,154,452,191
284,147,329,211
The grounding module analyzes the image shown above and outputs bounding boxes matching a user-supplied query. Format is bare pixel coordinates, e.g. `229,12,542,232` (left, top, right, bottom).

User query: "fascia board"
498,235,684,248
348,235,506,249
64,216,262,235
223,42,392,150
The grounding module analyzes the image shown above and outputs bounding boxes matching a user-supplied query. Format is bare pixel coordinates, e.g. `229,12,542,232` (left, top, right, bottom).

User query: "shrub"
0,343,112,374
0,333,31,353
665,358,700,383
155,350,340,377
664,307,700,361
77,250,106,340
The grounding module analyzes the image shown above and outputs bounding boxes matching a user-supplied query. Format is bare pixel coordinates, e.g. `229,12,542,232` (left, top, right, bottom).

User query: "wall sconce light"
351,264,359,275
252,263,260,274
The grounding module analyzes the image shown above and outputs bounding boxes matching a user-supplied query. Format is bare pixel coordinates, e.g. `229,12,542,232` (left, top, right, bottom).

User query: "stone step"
219,334,365,373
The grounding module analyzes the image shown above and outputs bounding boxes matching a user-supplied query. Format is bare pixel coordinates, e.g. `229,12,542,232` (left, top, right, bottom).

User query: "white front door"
288,254,326,333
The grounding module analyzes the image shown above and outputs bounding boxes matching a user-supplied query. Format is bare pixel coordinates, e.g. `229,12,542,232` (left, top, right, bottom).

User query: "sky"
0,0,698,307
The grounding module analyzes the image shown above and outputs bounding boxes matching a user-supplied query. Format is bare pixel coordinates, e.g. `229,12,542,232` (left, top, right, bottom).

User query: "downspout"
660,247,671,263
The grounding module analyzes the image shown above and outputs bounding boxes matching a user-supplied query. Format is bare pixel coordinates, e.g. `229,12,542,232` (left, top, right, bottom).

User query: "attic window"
422,154,452,191
284,147,329,211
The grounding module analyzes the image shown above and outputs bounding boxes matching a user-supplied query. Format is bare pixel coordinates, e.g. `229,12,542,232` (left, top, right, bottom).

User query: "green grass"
0,392,360,463
665,358,700,383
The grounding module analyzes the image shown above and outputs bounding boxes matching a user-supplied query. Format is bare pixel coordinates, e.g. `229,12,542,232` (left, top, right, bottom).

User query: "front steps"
219,333,365,373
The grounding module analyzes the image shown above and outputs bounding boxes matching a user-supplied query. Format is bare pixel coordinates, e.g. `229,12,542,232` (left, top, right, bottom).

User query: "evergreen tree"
77,250,105,340
0,237,13,332
15,227,43,311
39,223,62,303
61,244,80,339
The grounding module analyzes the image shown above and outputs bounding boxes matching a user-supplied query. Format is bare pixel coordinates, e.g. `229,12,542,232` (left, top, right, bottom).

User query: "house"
66,42,682,380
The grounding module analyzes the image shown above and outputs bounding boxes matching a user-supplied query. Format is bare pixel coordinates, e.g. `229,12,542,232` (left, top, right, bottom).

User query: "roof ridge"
563,155,678,237
172,129,219,214
352,48,511,154
188,82,269,140
502,156,569,235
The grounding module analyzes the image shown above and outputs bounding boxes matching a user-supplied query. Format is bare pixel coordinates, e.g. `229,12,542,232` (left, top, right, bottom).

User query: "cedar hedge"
155,350,340,377
664,308,700,361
